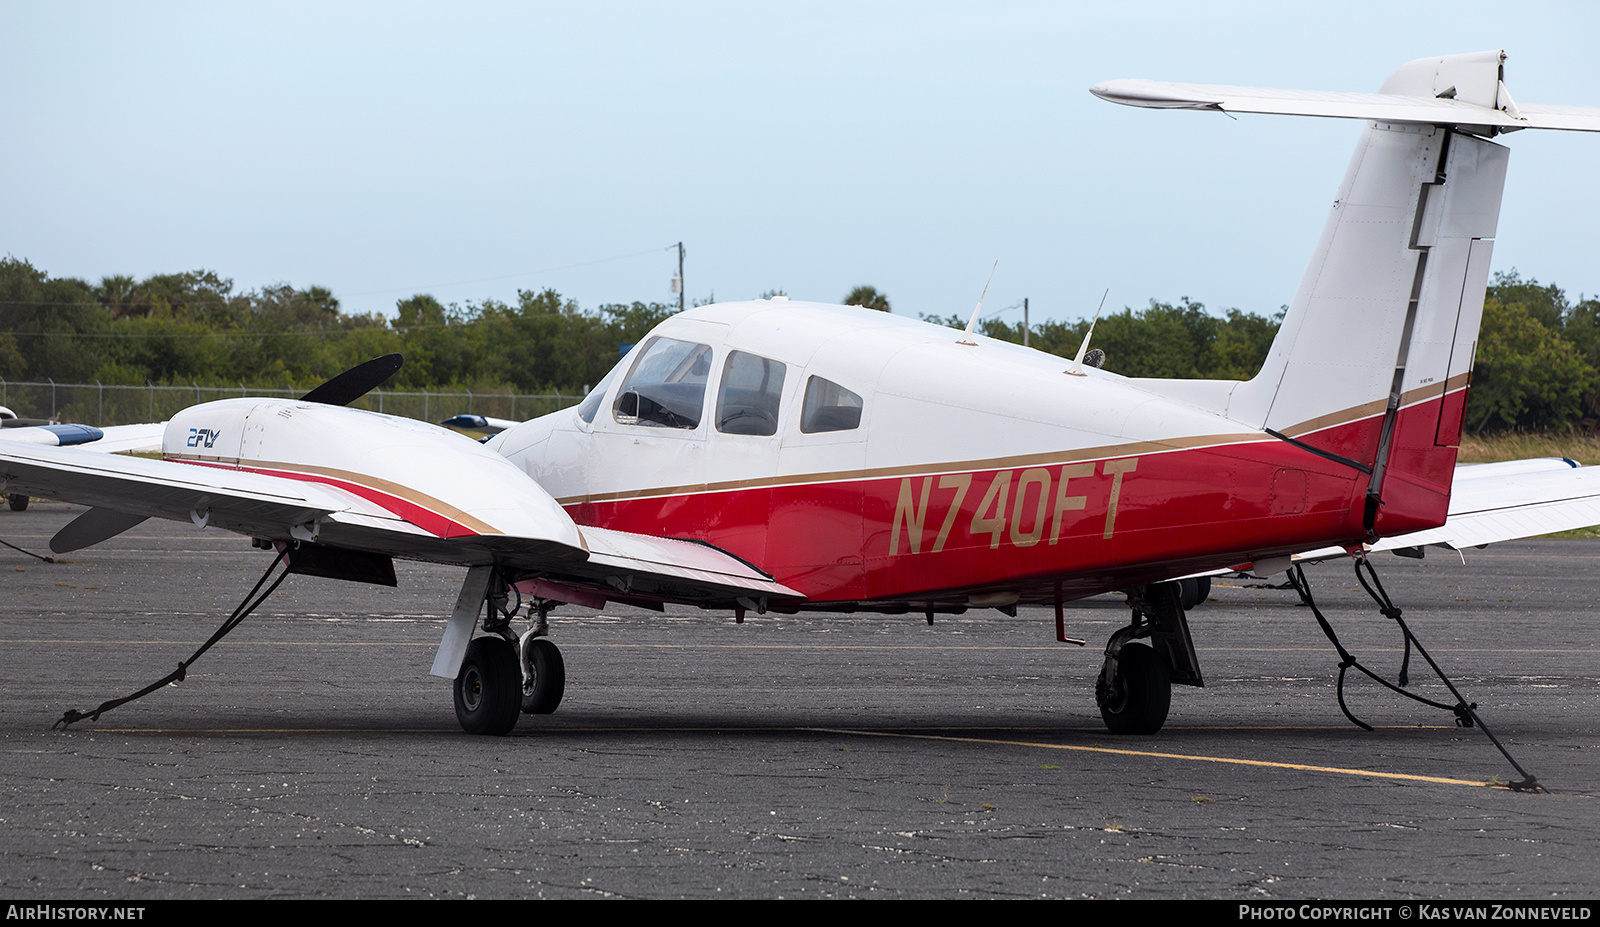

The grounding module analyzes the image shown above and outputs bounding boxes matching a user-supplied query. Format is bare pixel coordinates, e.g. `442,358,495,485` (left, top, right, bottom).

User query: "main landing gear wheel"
1178,576,1210,609
520,637,566,715
1097,642,1171,735
454,637,521,735
7,494,27,512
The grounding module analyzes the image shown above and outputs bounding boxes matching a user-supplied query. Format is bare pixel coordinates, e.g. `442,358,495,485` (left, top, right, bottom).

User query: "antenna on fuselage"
956,261,999,346
1066,289,1109,376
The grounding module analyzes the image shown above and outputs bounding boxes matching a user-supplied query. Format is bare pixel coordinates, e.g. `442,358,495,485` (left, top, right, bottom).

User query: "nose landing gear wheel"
454,637,521,735
1097,642,1171,735
520,638,566,714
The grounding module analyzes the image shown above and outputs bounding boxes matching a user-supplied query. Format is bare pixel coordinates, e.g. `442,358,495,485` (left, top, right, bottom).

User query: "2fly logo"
186,427,221,449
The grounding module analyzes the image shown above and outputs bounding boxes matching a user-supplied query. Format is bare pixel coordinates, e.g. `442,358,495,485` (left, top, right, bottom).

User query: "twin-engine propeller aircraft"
4,52,1600,759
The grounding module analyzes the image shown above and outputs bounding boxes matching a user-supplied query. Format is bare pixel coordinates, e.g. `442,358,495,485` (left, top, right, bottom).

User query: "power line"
980,300,1026,320
0,327,395,340
340,244,680,298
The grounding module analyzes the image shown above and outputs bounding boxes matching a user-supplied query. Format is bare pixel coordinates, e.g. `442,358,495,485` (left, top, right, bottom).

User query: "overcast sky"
4,1,1598,330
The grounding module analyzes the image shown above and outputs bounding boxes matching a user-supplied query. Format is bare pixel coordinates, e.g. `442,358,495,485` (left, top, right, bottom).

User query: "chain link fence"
0,379,585,426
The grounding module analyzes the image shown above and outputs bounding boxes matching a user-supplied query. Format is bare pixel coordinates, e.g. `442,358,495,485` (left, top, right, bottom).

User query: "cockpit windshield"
613,336,713,429
575,364,620,424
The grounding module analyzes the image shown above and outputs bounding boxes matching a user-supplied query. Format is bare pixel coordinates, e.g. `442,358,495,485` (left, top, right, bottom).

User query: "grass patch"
1457,432,1600,465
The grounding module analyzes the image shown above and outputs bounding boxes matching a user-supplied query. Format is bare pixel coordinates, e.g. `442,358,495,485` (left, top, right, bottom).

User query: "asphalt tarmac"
0,501,1596,899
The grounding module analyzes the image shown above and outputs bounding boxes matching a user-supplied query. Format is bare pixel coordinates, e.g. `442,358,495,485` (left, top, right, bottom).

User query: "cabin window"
613,336,713,429
716,351,786,436
800,376,863,433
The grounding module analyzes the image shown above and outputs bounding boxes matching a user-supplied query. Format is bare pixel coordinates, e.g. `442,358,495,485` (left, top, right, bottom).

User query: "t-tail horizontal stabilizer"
1092,50,1600,133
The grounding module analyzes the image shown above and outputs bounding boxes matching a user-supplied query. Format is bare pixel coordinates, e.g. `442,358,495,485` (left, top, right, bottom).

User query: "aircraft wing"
1294,458,1600,562
0,441,366,538
78,423,166,454
0,440,799,606
0,422,164,454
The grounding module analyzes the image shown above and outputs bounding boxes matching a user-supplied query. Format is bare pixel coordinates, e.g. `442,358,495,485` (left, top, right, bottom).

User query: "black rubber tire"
1178,577,1201,610
1098,643,1172,735
454,637,521,735
1192,576,1211,606
8,494,28,512
520,638,566,715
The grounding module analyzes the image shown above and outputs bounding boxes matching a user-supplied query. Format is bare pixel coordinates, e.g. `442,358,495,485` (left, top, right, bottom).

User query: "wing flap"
574,526,800,599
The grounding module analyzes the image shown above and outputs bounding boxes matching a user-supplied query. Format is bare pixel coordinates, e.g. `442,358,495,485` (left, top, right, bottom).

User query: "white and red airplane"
4,51,1600,740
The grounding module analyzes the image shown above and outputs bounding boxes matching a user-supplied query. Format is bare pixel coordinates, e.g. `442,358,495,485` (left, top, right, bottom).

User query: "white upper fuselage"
491,300,1264,500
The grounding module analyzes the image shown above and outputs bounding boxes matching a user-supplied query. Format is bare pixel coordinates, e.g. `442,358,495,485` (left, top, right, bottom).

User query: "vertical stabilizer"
1233,118,1506,535
1095,51,1554,538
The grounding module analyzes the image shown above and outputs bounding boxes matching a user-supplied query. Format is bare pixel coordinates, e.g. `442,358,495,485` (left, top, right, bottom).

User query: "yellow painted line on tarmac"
1196,646,1600,654
82,722,1501,788
808,727,1500,788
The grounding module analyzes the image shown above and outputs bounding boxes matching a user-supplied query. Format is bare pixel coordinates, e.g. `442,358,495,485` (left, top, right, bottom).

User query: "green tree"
1486,270,1567,331
843,285,890,312
96,274,144,319
394,294,450,328
0,257,106,382
1467,296,1596,432
929,297,1281,381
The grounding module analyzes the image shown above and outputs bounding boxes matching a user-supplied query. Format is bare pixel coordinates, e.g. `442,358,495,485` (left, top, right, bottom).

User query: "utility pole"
676,242,685,313
1023,297,1030,347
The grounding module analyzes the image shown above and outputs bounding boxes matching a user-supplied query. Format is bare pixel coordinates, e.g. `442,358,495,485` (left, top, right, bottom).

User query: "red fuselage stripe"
570,396,1462,604
170,458,480,539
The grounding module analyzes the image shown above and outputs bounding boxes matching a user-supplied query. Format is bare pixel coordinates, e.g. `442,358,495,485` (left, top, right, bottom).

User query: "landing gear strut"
519,601,565,714
1096,581,1204,735
447,571,569,735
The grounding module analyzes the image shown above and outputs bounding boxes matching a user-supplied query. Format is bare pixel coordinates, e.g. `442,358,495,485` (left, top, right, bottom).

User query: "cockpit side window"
800,376,863,433
613,336,713,429
716,351,786,436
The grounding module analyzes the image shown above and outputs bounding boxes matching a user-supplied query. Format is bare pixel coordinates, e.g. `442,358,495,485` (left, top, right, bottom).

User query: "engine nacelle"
164,399,582,544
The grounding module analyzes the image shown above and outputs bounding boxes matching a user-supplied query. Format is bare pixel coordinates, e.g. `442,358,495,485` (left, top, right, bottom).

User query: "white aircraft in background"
2,53,1598,787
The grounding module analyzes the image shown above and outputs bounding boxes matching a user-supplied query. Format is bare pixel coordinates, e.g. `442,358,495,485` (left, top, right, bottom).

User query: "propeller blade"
299,354,403,406
51,507,149,554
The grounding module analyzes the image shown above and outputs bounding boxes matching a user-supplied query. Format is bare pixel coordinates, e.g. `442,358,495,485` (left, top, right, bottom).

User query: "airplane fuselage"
490,301,1396,609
